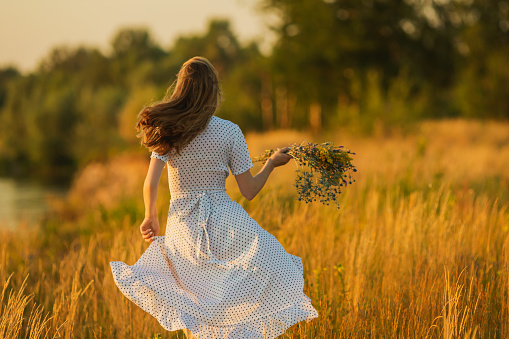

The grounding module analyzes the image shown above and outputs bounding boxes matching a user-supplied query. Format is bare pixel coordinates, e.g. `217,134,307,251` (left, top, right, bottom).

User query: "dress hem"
110,260,318,339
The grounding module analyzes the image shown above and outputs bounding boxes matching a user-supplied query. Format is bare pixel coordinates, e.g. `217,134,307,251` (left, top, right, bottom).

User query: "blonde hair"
136,56,222,155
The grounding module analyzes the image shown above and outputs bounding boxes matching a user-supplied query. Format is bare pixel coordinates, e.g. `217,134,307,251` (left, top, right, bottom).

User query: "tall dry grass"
1,119,508,338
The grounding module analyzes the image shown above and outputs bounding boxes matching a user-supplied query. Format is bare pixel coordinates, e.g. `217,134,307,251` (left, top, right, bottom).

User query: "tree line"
0,0,507,182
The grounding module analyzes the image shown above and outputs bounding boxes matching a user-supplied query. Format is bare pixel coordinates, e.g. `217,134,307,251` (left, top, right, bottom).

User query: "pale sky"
0,0,275,73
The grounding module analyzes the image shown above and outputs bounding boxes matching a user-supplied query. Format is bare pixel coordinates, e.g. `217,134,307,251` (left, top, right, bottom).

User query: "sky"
0,0,274,73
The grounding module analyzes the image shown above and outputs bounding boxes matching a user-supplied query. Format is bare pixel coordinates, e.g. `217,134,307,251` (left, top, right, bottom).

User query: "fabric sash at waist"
172,188,232,269
171,188,226,199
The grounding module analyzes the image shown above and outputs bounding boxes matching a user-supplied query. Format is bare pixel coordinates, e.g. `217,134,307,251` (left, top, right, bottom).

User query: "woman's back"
151,116,253,195
110,57,317,339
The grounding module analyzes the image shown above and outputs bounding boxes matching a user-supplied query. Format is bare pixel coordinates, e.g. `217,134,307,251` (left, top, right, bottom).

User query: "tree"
259,0,461,127
110,28,167,88
0,66,20,109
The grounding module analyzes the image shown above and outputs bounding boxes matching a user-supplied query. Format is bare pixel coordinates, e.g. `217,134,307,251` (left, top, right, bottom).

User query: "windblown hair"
136,56,222,155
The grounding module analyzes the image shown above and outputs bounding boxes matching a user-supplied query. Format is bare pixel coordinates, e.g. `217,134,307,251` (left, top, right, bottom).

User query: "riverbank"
0,178,67,229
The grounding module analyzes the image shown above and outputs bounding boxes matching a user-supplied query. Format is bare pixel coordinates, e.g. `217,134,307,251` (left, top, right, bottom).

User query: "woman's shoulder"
210,116,240,132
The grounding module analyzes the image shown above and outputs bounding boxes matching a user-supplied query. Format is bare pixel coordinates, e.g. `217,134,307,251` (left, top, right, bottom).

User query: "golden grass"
1,119,508,338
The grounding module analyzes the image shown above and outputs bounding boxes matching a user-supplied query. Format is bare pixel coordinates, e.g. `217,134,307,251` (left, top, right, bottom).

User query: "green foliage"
261,0,509,127
0,66,20,108
110,28,168,88
0,2,508,182
262,0,458,128
0,20,266,182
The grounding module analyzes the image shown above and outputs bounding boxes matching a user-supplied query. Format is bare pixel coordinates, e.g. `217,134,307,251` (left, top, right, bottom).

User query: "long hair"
136,56,222,155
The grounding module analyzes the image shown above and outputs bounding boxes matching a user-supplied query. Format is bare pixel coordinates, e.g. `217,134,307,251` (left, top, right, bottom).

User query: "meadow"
1,119,508,338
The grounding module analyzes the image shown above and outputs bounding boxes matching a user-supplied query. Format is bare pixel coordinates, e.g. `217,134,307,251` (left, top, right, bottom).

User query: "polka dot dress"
110,116,318,338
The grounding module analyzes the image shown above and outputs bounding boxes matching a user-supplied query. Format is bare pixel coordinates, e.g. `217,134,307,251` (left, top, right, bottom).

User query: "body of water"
0,178,67,229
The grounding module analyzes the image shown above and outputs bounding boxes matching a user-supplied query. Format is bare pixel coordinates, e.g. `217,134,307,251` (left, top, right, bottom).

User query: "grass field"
1,119,508,338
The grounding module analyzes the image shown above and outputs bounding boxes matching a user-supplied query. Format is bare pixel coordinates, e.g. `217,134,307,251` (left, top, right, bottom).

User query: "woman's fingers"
277,147,292,160
276,147,291,154
139,217,159,243
141,228,152,235
146,232,156,242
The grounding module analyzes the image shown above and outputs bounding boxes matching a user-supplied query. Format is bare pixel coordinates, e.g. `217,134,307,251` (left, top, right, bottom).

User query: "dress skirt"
110,190,318,339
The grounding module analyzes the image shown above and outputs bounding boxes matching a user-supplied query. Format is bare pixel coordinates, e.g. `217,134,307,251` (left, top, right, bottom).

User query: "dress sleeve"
150,151,169,163
228,124,253,175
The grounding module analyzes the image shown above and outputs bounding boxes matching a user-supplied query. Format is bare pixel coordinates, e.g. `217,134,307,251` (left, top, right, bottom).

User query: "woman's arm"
234,147,292,201
140,157,166,243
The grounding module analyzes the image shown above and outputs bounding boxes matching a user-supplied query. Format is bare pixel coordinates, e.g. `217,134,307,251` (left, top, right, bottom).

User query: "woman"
110,56,318,339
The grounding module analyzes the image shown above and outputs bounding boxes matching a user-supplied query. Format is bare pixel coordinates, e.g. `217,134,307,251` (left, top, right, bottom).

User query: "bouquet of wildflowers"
253,142,357,208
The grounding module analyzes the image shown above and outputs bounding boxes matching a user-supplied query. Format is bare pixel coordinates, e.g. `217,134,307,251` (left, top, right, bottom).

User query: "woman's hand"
269,147,292,167
140,216,160,243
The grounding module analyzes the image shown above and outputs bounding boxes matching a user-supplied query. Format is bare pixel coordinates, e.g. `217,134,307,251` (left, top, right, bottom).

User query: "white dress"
109,116,318,339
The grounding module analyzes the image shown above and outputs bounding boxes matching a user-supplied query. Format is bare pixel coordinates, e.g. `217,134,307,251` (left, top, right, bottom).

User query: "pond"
0,178,67,229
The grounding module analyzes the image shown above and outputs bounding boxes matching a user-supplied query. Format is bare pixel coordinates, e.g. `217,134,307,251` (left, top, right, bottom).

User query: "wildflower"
252,141,357,208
